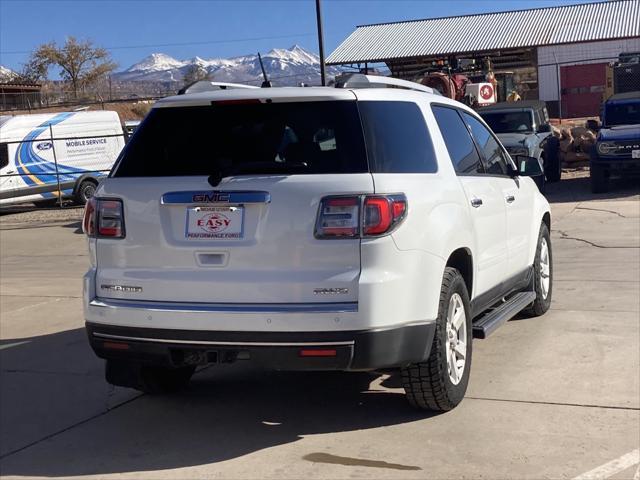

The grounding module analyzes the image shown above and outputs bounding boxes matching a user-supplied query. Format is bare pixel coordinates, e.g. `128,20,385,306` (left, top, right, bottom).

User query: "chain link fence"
0,121,125,210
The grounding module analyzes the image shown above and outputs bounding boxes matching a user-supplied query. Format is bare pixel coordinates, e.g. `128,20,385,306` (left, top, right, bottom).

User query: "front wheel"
401,267,472,411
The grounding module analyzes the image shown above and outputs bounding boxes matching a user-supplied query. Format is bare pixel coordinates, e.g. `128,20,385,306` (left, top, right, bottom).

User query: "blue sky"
0,0,595,72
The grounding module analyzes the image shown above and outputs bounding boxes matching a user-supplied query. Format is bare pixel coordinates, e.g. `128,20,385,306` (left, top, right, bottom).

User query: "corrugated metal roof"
326,0,640,65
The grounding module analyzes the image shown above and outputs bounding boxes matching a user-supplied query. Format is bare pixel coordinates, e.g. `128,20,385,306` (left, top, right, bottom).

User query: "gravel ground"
0,205,83,227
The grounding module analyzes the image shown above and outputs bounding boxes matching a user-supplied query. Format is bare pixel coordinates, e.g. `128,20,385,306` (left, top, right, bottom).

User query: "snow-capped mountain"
0,65,17,81
113,45,342,86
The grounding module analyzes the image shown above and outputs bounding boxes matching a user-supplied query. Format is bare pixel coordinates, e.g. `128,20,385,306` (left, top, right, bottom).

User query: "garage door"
560,63,607,118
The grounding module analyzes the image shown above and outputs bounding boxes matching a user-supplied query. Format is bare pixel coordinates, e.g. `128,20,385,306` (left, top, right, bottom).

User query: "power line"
0,33,315,55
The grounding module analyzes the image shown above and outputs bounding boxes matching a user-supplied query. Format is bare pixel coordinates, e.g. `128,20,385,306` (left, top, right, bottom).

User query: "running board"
472,291,536,339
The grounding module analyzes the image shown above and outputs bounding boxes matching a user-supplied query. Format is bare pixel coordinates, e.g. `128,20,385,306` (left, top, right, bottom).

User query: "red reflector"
299,349,337,357
392,200,407,219
103,341,130,350
326,197,358,207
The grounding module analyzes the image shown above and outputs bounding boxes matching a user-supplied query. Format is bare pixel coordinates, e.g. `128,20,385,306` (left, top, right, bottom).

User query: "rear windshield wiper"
208,161,309,186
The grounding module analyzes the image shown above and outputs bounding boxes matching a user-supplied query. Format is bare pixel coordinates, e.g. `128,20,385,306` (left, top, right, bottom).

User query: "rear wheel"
523,222,553,317
401,267,472,411
106,360,195,394
75,179,97,205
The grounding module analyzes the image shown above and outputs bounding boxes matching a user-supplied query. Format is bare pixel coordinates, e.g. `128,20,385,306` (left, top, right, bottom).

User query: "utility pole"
315,0,326,86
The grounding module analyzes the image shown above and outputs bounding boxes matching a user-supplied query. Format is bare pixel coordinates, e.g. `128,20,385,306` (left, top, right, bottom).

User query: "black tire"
590,165,608,193
105,360,195,394
401,267,472,412
544,138,561,183
75,179,97,205
523,222,553,317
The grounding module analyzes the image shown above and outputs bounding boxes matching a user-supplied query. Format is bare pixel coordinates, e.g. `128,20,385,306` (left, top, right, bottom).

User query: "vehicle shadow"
62,220,84,234
545,174,640,204
0,329,432,477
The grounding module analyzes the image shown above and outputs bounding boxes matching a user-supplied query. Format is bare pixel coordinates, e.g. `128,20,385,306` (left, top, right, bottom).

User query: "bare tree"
183,64,210,86
25,37,116,98
16,56,49,83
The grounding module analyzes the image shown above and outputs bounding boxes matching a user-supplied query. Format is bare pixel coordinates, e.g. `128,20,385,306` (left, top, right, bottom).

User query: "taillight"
315,196,360,238
83,198,125,239
82,197,97,236
315,194,406,239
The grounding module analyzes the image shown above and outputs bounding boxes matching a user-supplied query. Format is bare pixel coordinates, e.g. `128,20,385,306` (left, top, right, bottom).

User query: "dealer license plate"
185,206,244,239
632,150,640,159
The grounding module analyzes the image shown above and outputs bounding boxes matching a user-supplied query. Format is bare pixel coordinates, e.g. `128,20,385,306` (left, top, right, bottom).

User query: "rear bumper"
86,321,436,371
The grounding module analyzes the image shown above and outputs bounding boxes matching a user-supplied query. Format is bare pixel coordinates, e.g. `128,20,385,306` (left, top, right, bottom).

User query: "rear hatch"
95,98,373,304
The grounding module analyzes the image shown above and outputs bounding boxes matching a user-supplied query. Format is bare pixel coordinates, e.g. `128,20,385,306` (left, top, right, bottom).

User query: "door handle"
506,195,516,204
470,198,483,208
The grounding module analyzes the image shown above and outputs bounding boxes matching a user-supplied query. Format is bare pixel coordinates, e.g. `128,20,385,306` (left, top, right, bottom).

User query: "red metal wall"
560,63,607,118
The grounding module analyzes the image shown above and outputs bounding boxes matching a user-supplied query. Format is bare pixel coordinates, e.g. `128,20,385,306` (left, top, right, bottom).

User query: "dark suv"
479,101,560,184
590,92,640,193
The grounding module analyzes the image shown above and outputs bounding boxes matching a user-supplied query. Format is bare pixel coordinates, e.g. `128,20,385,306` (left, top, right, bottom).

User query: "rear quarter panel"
367,94,476,318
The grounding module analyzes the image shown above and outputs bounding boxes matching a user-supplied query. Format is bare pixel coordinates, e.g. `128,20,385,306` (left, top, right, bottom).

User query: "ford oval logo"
36,142,53,151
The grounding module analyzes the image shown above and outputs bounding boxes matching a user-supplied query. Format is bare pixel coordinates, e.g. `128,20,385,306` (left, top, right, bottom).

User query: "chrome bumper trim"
161,190,271,205
89,297,358,314
93,332,355,347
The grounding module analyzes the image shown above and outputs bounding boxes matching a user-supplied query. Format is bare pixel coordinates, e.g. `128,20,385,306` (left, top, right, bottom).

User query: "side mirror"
537,123,552,133
512,155,544,177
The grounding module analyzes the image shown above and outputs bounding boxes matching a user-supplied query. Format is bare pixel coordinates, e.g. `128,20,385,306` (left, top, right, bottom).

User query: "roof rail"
334,73,440,95
178,80,259,95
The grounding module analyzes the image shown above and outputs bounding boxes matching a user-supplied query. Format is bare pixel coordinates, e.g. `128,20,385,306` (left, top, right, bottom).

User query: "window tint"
432,106,483,174
113,102,368,177
0,143,8,170
480,111,533,134
359,101,437,173
604,101,640,127
463,112,510,176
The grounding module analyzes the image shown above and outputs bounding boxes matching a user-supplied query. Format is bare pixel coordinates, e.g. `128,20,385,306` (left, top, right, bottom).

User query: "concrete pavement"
0,174,638,479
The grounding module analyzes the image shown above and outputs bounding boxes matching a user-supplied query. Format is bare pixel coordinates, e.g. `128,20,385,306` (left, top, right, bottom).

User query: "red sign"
480,84,494,101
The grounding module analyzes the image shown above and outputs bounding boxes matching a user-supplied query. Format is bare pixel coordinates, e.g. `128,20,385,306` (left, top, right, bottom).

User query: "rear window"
113,101,368,177
359,101,437,173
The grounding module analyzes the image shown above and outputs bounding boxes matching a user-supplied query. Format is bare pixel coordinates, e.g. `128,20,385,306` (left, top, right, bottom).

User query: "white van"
0,111,125,206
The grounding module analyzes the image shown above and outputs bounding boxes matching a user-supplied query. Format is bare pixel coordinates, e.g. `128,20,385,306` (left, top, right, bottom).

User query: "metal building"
327,0,640,118
0,83,42,111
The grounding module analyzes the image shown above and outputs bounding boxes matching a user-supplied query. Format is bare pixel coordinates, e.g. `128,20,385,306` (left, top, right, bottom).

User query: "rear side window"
113,102,368,177
431,105,483,174
0,143,8,170
462,112,510,176
359,101,437,173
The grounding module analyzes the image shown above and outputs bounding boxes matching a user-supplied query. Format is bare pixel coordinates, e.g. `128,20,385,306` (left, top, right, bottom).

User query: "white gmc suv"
83,75,552,411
